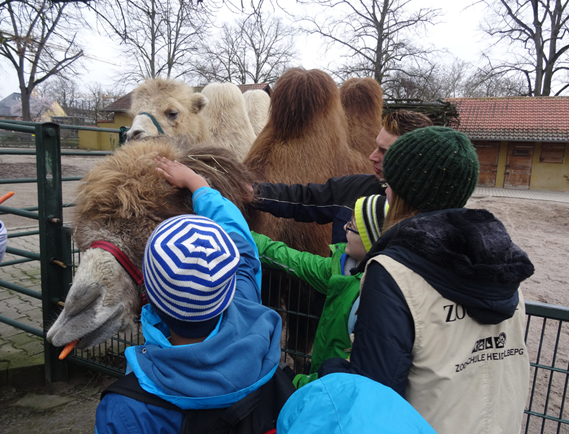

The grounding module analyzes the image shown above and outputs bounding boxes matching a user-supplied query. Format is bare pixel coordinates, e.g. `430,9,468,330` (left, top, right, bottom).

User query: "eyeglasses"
345,217,359,235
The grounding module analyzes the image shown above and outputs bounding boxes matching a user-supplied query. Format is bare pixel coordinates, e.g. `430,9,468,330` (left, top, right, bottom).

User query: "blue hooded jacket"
95,188,282,434
277,373,437,433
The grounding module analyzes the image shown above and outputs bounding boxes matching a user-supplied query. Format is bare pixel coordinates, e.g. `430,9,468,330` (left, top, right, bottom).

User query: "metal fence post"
36,122,71,386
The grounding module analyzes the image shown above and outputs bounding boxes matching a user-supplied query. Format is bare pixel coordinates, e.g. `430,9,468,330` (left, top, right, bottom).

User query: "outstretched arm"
252,231,333,295
254,175,382,224
155,156,262,302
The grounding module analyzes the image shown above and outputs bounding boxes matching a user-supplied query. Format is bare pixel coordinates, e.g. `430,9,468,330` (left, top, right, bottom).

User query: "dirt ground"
1,151,569,432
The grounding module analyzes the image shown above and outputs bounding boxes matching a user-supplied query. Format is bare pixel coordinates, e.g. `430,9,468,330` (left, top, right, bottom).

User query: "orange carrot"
0,191,14,205
59,340,79,360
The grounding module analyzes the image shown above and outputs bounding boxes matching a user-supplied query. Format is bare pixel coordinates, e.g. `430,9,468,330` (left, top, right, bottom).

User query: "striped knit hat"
143,214,240,338
383,126,479,212
354,195,388,252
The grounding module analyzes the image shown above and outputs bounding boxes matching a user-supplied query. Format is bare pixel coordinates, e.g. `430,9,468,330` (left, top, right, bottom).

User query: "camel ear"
190,93,208,114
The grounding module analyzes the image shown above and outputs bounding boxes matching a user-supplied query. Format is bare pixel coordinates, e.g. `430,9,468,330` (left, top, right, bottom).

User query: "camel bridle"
139,112,165,135
89,241,148,308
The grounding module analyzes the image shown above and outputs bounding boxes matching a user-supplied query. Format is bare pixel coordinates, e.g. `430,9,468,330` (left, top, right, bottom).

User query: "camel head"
126,78,211,144
46,137,256,349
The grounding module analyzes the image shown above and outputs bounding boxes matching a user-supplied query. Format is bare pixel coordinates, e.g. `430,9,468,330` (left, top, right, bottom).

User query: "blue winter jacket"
277,373,437,434
95,187,282,434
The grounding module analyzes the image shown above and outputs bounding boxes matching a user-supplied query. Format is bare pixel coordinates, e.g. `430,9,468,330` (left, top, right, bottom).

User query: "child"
252,194,388,388
95,157,294,434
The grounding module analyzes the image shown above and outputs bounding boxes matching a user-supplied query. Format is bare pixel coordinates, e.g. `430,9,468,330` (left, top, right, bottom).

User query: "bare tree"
298,0,441,87
384,63,445,100
0,0,85,120
461,68,527,97
91,0,213,84
189,13,298,85
12,94,54,121
384,58,527,99
35,75,79,110
85,82,124,121
478,0,569,96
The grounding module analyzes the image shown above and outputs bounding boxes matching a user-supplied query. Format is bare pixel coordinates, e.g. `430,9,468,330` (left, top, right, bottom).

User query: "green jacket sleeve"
251,231,332,295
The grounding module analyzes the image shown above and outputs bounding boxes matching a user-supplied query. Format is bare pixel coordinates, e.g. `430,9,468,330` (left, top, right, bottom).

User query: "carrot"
59,340,79,360
0,191,14,205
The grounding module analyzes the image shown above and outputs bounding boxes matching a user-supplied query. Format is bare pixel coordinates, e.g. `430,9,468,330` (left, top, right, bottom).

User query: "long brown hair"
382,190,420,233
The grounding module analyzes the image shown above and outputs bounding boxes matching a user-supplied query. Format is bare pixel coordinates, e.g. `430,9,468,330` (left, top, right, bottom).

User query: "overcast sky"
0,0,488,99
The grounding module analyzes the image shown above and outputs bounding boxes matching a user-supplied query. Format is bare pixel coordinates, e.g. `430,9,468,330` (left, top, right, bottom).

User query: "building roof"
101,92,133,113
0,93,22,117
446,97,569,142
236,83,272,95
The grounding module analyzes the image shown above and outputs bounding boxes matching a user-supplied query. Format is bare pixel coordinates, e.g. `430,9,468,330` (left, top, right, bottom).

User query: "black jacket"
319,208,534,397
254,174,385,244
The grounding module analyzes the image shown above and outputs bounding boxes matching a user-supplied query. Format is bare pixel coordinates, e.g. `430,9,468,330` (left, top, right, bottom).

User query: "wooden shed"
447,97,569,192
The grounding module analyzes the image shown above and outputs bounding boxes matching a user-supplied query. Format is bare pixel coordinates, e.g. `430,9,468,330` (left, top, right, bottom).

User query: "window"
540,144,566,164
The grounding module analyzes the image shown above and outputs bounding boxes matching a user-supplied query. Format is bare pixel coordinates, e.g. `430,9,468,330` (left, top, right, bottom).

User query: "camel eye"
166,110,178,121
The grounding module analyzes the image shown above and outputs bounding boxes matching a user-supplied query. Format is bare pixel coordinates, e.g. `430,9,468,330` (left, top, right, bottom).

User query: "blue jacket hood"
359,208,534,324
126,299,282,410
277,373,437,433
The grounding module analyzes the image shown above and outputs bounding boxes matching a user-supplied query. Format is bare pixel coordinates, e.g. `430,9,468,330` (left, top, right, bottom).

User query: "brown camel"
340,77,384,158
245,68,371,258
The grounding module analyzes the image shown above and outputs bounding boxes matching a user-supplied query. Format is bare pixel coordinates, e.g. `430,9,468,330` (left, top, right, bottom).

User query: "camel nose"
127,129,146,141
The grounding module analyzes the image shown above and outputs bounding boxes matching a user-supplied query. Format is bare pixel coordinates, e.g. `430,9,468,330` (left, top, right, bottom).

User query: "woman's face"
344,217,367,263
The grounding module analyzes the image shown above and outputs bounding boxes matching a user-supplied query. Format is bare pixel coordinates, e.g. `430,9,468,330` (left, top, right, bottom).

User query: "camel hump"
270,68,341,138
243,90,270,136
340,77,383,117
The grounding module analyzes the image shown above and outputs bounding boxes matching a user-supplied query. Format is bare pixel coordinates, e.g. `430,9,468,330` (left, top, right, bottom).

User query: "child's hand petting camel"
154,156,209,193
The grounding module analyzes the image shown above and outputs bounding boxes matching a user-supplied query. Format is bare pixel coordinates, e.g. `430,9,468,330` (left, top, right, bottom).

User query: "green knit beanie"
383,126,479,212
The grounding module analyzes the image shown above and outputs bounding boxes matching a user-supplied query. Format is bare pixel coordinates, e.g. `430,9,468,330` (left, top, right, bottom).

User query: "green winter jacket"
251,232,362,388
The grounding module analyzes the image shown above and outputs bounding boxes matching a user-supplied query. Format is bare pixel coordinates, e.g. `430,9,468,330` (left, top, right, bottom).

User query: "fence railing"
523,301,569,433
0,120,116,385
0,120,568,432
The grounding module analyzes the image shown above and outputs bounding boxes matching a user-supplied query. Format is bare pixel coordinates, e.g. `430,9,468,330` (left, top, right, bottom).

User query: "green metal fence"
0,120,115,385
523,301,569,433
0,120,568,432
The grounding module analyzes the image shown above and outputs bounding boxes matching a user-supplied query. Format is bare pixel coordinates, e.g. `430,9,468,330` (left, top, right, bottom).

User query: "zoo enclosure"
0,120,568,433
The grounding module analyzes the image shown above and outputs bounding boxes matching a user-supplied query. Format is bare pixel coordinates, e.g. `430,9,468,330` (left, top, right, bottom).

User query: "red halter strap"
90,241,144,286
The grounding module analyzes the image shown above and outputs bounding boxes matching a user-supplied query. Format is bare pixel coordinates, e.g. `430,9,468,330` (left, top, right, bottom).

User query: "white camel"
126,79,257,162
200,82,257,162
243,89,270,136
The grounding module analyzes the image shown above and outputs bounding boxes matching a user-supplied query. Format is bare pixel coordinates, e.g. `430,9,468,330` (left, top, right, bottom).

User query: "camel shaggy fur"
243,89,270,136
245,68,370,258
126,78,211,145
340,77,384,158
47,137,255,349
200,83,257,162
